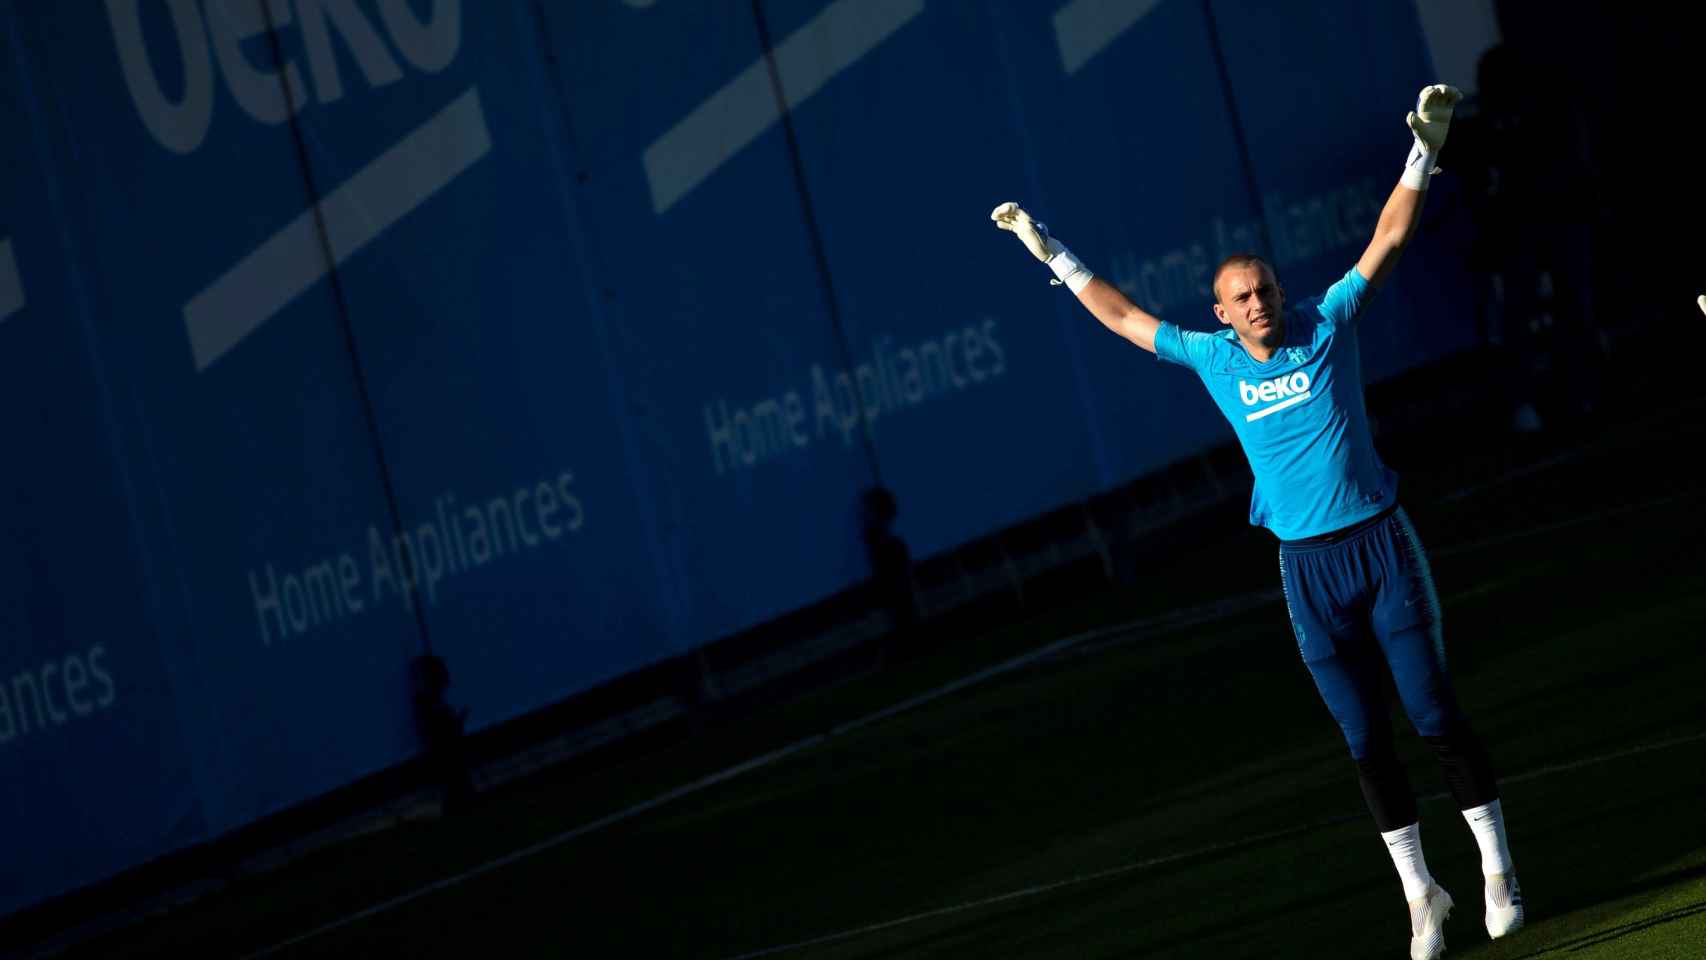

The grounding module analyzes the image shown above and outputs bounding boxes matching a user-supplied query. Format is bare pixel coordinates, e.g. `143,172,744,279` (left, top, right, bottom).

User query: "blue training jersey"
1153,267,1395,540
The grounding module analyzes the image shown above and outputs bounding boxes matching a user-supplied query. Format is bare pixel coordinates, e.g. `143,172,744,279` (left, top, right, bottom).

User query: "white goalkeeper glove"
990,201,1093,293
1401,83,1463,190
1698,294,1706,317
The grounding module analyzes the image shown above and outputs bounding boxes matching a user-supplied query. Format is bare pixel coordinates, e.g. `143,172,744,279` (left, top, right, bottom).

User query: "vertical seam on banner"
1199,0,1276,257
749,0,885,491
3,11,225,838
984,3,1112,490
259,0,435,658
522,2,694,653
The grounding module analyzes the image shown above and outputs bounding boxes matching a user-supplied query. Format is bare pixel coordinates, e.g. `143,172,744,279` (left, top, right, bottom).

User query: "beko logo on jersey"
1238,372,1312,422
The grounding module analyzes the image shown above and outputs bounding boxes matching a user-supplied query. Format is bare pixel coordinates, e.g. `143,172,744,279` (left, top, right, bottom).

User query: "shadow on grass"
1506,900,1706,958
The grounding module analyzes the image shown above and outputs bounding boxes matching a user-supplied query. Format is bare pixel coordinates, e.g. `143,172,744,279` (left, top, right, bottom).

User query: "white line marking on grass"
721,819,1333,960
1438,448,1592,505
828,621,1144,737
239,739,829,960
1437,393,1706,507
1433,494,1685,560
240,619,1152,959
721,729,1706,960
1496,729,1706,790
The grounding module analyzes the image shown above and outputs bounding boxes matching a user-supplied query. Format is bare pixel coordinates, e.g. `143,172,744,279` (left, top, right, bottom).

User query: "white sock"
1380,822,1434,901
1462,799,1515,876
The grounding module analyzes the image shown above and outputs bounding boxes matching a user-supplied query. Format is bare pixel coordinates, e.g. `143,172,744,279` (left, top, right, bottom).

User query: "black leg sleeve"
1424,717,1501,810
1355,742,1419,833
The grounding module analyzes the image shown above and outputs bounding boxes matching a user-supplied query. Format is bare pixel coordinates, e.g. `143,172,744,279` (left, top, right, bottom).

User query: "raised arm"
990,202,1163,354
1074,276,1163,353
1356,84,1462,289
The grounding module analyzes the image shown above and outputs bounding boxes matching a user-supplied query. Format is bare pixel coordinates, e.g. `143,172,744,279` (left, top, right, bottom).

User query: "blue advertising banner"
536,1,884,644
964,0,1262,488
269,2,680,727
1,30,203,915
0,0,1484,919
8,0,423,850
756,0,1109,559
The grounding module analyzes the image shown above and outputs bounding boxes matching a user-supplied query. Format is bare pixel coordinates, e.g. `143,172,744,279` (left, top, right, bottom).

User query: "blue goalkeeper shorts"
1277,504,1462,759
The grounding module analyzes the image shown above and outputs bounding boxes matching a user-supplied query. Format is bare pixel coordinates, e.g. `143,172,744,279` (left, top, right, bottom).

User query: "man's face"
1214,263,1286,350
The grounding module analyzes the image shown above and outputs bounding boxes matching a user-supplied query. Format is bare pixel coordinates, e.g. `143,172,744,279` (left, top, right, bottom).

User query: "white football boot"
1484,873,1525,938
1408,883,1454,960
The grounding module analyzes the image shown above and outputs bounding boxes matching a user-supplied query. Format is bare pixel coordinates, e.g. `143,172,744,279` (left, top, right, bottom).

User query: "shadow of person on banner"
412,653,477,816
861,486,920,665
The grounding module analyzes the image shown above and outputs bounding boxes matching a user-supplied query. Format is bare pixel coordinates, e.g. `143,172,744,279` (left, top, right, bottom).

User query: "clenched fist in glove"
990,201,1092,292
1401,83,1462,189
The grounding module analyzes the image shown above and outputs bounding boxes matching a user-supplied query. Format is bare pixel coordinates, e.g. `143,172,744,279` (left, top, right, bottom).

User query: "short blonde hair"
1212,254,1275,303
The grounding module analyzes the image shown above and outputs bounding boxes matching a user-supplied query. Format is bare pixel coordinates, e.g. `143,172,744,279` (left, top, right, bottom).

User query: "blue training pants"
1278,505,1457,754
1277,505,1499,829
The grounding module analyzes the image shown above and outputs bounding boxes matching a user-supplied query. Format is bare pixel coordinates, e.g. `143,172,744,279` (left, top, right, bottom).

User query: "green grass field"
54,396,1706,959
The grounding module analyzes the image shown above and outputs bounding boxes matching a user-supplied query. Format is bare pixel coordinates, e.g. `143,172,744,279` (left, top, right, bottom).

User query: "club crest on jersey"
1238,371,1312,422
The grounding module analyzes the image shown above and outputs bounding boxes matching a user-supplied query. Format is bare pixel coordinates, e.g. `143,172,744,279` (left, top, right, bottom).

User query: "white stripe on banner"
184,87,492,372
0,237,23,322
1245,391,1310,422
1053,0,1164,75
1411,0,1501,95
642,0,924,215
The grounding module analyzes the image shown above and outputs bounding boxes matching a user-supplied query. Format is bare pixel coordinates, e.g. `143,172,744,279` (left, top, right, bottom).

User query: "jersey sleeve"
1153,321,1219,372
1317,266,1375,329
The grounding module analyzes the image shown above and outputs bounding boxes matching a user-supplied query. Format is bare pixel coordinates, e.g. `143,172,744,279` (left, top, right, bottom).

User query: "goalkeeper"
993,85,1520,960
